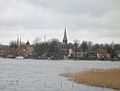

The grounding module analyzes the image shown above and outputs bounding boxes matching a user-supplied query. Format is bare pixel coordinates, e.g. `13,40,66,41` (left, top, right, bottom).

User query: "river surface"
0,58,120,91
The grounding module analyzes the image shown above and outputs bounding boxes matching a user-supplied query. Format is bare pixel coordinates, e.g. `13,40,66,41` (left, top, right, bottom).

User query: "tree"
88,41,93,50
33,38,62,59
93,43,100,51
9,41,18,49
36,42,49,56
80,41,88,52
73,40,79,57
33,38,42,57
47,39,62,59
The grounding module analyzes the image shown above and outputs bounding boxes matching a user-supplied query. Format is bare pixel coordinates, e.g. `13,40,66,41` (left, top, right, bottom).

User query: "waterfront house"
97,49,111,60
88,51,97,59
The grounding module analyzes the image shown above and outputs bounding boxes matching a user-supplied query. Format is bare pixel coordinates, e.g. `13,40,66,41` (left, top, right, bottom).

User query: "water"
0,58,120,91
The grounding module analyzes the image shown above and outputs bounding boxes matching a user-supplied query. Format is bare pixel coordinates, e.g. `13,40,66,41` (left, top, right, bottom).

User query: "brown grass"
61,69,120,89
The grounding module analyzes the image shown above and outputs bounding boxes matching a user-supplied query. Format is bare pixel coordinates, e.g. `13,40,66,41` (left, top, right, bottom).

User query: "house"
7,48,16,58
117,52,120,58
97,53,111,59
6,40,33,58
88,51,97,58
75,52,87,58
114,50,120,60
24,46,34,58
15,41,33,58
97,49,111,60
0,44,9,57
68,48,73,57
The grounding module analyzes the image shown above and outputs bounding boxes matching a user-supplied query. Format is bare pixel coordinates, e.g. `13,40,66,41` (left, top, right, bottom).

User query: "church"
62,27,73,60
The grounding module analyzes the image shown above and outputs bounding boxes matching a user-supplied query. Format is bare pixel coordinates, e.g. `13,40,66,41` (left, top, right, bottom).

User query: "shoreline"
61,69,120,90
0,57,120,61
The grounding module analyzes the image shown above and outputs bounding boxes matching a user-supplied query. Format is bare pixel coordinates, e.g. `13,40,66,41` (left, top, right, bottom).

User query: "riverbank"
61,69,120,90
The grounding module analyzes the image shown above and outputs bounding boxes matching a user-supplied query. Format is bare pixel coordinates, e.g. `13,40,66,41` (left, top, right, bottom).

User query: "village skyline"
0,29,120,45
0,29,120,61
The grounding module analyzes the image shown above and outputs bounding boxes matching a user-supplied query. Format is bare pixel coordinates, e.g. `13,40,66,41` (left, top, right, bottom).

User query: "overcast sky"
0,0,120,45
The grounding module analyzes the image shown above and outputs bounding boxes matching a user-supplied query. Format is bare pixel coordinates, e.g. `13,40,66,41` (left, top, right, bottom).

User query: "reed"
62,69,120,89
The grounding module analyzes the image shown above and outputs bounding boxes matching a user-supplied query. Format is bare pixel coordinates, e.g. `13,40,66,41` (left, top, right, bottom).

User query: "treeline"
9,38,120,60
33,38,63,59
32,38,120,60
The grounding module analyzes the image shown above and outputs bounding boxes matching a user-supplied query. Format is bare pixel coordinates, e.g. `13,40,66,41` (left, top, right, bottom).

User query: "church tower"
63,27,68,45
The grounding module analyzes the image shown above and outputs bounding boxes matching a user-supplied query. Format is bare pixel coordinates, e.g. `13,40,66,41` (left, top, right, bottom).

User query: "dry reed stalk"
62,69,120,90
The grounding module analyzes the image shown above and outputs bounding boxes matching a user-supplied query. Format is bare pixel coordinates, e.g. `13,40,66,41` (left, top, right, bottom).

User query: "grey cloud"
26,0,112,16
0,0,116,30
0,0,120,44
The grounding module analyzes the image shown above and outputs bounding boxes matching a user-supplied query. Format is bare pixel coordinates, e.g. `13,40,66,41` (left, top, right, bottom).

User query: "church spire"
63,27,68,44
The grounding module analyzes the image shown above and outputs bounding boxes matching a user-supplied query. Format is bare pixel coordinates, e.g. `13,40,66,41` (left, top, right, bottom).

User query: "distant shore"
61,69,120,90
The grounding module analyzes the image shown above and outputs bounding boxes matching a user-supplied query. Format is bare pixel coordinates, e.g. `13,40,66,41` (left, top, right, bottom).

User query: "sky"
0,0,120,45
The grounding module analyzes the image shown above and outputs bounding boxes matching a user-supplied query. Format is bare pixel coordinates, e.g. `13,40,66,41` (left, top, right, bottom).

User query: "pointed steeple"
63,27,68,44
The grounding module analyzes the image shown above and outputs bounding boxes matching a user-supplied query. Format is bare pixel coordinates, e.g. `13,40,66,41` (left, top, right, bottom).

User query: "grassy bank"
61,69,120,89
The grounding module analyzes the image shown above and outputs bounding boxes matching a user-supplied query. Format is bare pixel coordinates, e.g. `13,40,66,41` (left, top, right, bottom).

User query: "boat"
16,55,24,59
